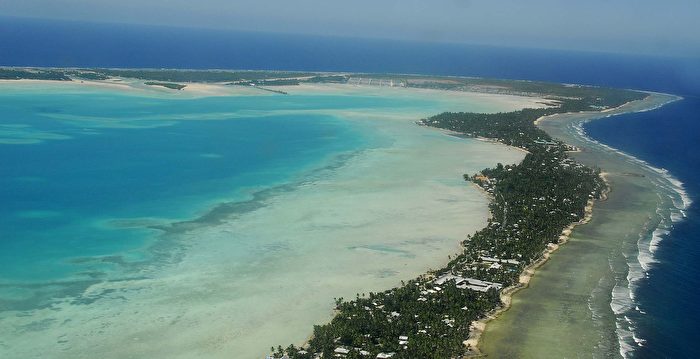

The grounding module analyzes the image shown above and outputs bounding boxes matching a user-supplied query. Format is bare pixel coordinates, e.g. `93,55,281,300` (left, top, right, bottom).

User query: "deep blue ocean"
1,16,699,357
585,99,700,358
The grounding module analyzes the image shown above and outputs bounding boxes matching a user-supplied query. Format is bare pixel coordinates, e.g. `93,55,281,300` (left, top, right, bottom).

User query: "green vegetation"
0,67,646,112
90,69,316,83
66,70,110,80
408,77,644,107
0,68,71,81
144,81,187,90
0,67,350,86
307,75,349,83
419,82,644,151
248,79,301,86
0,67,649,358
268,87,644,359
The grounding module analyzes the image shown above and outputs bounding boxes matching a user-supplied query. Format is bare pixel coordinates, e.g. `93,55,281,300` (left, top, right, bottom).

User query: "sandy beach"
0,78,260,97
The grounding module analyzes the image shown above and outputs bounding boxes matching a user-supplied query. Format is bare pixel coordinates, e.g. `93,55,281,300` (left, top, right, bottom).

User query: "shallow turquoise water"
0,87,434,293
0,84,541,358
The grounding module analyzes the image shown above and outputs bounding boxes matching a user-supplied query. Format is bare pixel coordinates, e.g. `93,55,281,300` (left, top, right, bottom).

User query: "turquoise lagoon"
0,82,540,358
1,86,372,286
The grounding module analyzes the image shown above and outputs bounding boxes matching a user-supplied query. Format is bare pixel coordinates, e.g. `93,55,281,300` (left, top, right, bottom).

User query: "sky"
1,0,699,57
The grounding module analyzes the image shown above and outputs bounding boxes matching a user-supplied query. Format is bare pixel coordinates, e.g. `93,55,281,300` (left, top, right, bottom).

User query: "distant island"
0,66,641,98
0,67,653,358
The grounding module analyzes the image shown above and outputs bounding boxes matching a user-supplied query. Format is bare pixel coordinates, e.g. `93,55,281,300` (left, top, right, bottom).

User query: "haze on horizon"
2,0,699,58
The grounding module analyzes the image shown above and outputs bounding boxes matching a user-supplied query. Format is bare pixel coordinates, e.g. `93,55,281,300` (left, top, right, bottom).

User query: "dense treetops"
268,89,630,359
144,81,187,90
89,69,318,83
0,67,641,358
421,84,644,151
0,67,647,109
0,68,71,81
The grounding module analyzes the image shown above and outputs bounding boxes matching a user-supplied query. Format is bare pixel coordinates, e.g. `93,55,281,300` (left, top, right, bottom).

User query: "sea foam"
573,102,691,358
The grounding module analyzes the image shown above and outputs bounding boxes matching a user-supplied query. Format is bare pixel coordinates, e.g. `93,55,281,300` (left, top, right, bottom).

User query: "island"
144,81,187,90
0,67,668,358
262,80,647,359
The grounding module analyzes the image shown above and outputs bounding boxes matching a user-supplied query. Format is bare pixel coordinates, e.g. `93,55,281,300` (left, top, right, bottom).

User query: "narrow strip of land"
267,78,648,359
0,67,667,359
479,93,679,358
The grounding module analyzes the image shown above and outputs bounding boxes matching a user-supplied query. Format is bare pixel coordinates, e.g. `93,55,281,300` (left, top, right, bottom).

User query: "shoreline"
0,78,535,359
277,80,645,357
463,94,680,356
464,177,607,356
476,92,684,357
1,72,682,358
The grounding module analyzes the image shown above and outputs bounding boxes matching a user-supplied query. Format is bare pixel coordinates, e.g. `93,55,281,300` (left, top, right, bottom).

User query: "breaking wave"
570,102,691,358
